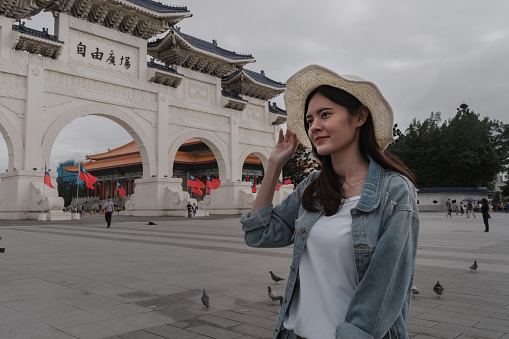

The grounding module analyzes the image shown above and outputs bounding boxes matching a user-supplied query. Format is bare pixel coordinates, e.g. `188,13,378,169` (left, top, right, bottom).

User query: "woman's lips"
315,136,328,143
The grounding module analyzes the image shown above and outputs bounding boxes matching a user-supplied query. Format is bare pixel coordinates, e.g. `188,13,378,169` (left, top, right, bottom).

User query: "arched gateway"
0,1,287,219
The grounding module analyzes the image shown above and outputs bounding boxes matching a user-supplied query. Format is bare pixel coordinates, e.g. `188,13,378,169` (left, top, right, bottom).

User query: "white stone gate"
0,1,287,220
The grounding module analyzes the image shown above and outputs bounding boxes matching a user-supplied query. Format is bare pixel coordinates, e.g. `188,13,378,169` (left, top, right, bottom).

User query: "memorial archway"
0,108,24,172
41,104,157,178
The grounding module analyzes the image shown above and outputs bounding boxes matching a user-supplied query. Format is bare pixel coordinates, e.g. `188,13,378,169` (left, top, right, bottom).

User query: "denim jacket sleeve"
337,174,419,339
241,172,319,248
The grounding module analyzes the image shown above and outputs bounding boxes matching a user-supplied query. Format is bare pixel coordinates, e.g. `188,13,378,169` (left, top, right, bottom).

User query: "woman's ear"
355,106,370,127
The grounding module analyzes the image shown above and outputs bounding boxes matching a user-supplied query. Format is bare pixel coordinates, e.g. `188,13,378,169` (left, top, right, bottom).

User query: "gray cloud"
1,0,508,173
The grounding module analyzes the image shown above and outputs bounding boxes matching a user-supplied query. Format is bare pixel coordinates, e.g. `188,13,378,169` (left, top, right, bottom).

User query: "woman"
481,198,490,232
241,65,419,339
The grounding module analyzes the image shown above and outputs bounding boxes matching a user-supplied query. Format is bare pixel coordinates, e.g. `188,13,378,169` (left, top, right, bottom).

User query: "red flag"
44,166,55,189
188,174,206,189
79,164,98,189
275,179,292,191
117,180,126,197
210,178,221,189
192,187,203,196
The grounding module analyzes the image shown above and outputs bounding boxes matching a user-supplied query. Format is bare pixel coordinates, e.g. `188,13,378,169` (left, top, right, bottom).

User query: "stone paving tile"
2,213,509,338
64,319,139,339
229,323,273,338
144,324,201,338
434,323,504,338
187,325,244,339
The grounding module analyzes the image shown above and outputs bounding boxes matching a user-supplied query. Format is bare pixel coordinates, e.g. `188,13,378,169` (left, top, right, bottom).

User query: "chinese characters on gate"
77,42,131,70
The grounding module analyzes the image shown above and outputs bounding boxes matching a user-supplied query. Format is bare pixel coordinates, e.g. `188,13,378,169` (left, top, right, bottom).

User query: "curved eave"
222,71,286,92
148,31,255,65
13,33,64,59
114,0,192,21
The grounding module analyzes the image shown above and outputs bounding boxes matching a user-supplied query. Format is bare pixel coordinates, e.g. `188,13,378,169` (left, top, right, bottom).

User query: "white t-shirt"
284,196,359,339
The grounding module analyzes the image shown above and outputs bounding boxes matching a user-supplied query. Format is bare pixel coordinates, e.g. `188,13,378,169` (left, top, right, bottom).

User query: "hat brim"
284,65,394,150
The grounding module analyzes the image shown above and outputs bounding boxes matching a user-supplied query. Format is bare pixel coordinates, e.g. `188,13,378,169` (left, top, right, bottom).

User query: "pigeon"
433,281,444,298
269,271,285,284
469,260,478,272
275,295,284,306
267,286,279,305
201,289,210,309
145,222,157,225
411,285,419,299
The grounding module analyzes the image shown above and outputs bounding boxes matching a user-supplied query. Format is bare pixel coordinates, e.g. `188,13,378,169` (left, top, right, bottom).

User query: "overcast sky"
1,0,508,173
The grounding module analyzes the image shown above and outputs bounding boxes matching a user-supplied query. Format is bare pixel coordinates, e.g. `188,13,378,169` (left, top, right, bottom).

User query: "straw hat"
284,64,395,150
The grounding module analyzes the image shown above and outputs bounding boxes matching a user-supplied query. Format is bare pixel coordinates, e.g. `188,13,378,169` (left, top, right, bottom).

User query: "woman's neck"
330,149,369,180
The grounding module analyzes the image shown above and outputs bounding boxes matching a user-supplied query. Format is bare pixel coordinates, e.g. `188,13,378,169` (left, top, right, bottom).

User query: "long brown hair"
301,85,416,216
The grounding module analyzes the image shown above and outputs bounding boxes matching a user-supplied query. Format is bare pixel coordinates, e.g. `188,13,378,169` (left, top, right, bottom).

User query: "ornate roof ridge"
147,58,183,75
12,22,64,43
149,27,254,60
176,28,253,59
268,101,287,116
221,89,248,102
223,68,285,88
124,0,189,13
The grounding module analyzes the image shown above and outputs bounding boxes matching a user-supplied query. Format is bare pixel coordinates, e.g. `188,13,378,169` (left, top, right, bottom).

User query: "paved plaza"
1,212,509,339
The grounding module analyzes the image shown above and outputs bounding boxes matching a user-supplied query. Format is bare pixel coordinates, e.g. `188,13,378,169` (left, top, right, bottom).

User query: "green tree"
283,144,319,184
57,177,87,206
391,104,508,188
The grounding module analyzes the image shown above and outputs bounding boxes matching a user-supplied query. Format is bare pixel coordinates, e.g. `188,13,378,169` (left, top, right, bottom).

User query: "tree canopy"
283,143,320,184
390,103,509,188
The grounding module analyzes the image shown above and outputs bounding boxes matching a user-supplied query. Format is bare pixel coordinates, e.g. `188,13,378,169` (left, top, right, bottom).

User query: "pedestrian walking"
468,201,476,218
192,203,197,218
446,199,453,217
104,196,114,228
481,198,490,232
241,65,419,339
187,202,192,218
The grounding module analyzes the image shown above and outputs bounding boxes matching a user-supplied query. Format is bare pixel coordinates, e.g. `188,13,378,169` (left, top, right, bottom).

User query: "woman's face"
306,92,361,157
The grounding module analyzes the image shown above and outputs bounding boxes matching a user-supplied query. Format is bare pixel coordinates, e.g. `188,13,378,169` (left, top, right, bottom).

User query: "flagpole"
42,166,47,215
186,172,189,196
76,164,80,214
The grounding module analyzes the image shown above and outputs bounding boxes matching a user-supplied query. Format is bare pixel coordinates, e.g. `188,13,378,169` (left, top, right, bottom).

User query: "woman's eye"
321,112,329,118
306,119,313,125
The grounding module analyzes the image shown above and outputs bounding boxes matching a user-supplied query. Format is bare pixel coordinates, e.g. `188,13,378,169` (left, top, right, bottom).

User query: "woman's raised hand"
268,129,299,168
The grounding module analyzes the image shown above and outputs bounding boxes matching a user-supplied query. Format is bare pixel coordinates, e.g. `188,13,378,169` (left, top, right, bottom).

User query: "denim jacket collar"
354,156,384,213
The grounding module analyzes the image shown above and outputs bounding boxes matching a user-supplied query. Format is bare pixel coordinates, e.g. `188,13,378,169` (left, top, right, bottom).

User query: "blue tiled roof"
148,28,254,61
223,68,285,88
268,102,287,116
147,59,182,76
222,89,248,102
418,187,492,194
12,24,64,44
125,0,189,13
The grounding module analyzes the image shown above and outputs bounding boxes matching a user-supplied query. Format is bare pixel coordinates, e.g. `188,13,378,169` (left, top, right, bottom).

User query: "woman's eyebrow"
306,107,333,118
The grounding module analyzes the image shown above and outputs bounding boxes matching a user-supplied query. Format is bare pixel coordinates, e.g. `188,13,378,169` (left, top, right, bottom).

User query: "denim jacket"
241,159,419,339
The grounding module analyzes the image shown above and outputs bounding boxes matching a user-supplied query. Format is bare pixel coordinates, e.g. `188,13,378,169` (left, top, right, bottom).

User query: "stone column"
24,62,44,171
230,117,240,181
54,13,70,61
0,16,14,60
157,93,169,177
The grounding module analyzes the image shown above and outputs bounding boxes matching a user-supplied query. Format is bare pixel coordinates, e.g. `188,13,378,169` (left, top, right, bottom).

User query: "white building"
416,187,492,212
0,1,289,220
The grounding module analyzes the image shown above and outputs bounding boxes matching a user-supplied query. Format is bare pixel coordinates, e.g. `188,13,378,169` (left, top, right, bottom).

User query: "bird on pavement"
433,281,444,298
275,295,284,306
268,286,279,305
469,260,478,272
411,285,419,299
270,271,285,284
201,289,210,309
146,222,157,225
